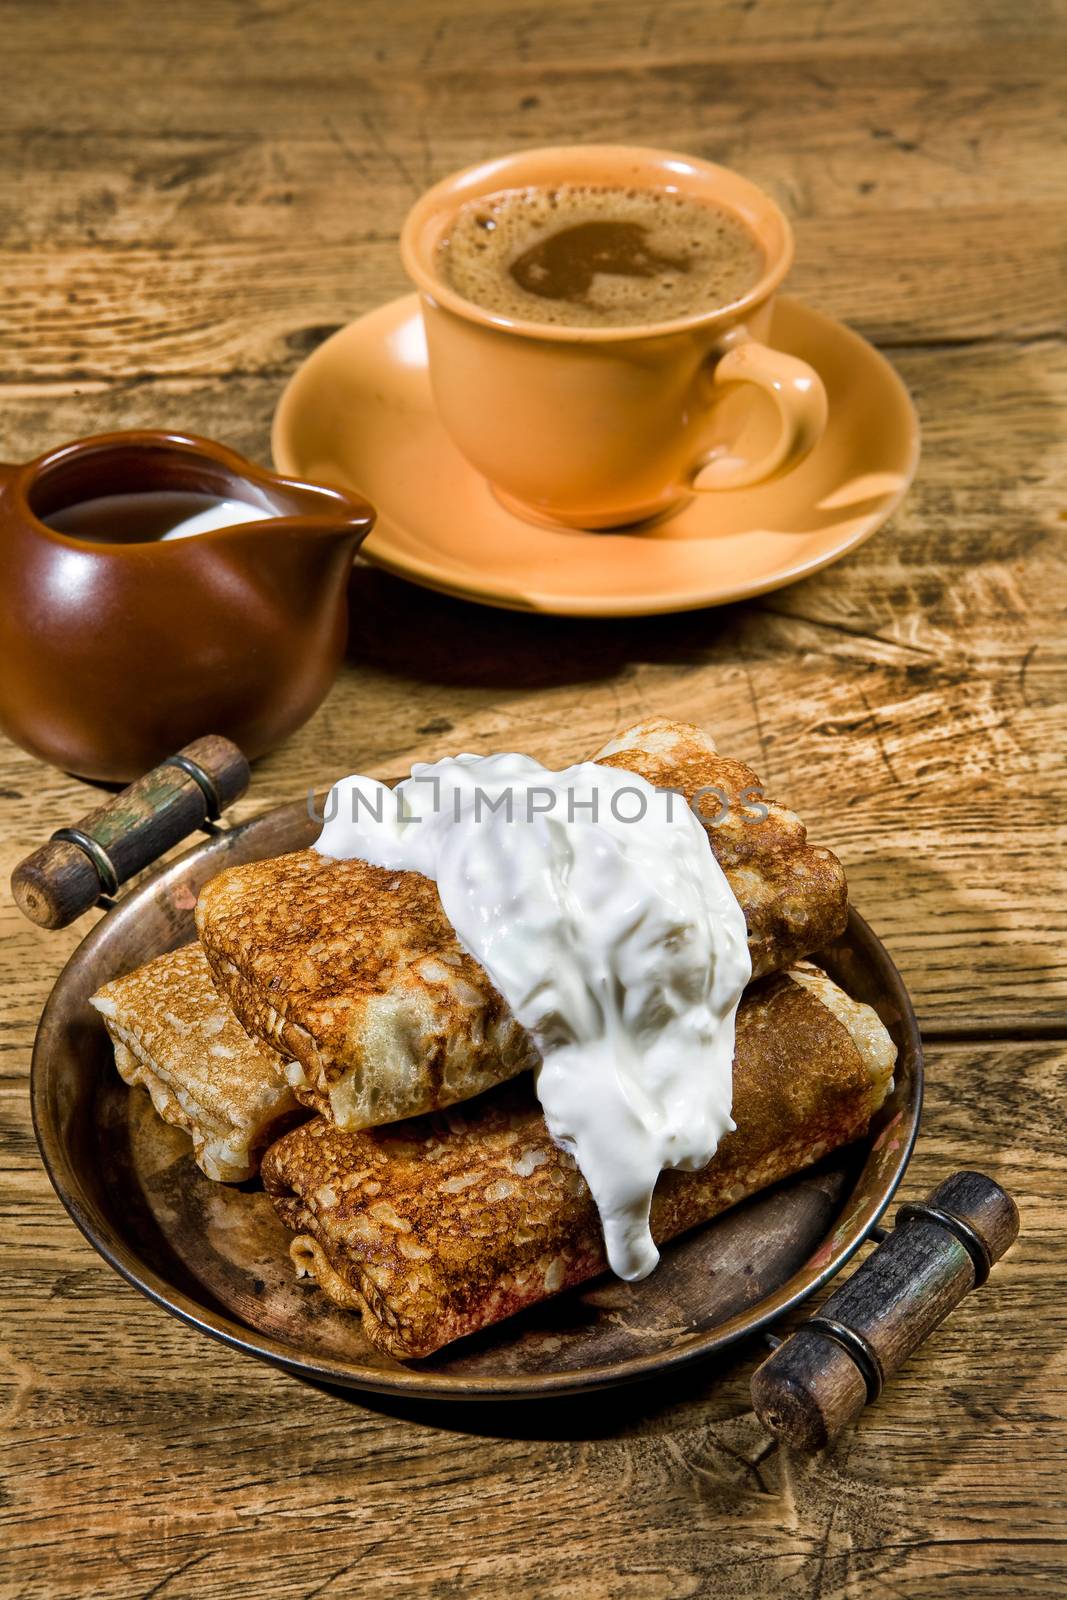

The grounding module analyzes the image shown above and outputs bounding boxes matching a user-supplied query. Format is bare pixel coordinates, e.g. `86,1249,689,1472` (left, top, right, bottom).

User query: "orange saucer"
272,295,919,617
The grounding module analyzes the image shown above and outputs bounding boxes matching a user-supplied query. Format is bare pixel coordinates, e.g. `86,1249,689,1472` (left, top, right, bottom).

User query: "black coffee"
437,183,765,328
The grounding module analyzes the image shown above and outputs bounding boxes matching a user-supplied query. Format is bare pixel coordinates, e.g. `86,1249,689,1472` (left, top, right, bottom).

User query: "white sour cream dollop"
315,753,751,1280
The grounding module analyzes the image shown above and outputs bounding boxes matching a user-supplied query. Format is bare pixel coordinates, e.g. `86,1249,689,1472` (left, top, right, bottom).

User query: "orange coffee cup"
401,144,828,530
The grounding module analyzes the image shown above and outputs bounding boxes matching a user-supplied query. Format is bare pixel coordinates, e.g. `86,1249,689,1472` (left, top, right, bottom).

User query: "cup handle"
688,338,828,493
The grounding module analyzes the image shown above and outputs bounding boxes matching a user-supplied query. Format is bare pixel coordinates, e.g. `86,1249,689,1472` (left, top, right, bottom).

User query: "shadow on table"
294,1334,767,1442
346,562,756,692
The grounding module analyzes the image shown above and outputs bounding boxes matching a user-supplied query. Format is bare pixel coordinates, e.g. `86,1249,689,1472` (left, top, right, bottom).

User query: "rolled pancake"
593,718,847,978
261,965,895,1360
197,721,847,1132
91,943,302,1183
197,853,540,1130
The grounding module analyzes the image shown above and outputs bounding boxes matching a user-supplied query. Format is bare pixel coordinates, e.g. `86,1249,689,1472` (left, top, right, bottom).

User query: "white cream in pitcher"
316,753,751,1280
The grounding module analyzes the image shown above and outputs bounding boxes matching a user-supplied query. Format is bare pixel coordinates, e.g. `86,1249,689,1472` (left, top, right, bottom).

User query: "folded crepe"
197,852,540,1130
91,942,302,1183
261,964,895,1360
197,721,848,1132
593,719,847,971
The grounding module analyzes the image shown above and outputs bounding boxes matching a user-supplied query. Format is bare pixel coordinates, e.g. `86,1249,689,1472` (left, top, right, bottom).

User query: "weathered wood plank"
2,333,1062,1033
2,198,1064,383
3,48,1064,209
1,0,1065,1591
2,0,1063,78
1,1041,1063,1598
3,37,1064,357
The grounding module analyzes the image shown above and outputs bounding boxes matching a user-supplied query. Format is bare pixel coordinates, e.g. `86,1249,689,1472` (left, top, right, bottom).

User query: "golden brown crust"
90,942,300,1183
261,969,895,1360
592,719,848,978
197,721,848,1133
197,850,539,1130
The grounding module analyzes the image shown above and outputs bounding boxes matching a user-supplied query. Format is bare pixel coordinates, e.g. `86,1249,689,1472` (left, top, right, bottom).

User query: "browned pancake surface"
593,718,848,977
197,721,848,1132
197,850,538,1129
262,968,895,1360
91,942,300,1183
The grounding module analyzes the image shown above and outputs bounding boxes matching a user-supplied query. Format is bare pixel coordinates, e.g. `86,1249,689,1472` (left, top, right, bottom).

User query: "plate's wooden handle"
10,735,250,929
751,1171,1019,1451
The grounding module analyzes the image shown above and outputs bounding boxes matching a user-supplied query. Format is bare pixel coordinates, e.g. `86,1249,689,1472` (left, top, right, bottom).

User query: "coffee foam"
436,183,765,329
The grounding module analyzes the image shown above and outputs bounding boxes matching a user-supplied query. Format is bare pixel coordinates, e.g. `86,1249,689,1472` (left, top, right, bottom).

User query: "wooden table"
2,2,1064,1594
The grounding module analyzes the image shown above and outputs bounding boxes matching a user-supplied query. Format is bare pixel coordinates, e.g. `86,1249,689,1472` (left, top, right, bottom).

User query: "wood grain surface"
1,0,1064,1595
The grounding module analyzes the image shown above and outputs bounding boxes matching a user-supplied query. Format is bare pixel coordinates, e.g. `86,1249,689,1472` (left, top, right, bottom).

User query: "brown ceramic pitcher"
0,431,375,782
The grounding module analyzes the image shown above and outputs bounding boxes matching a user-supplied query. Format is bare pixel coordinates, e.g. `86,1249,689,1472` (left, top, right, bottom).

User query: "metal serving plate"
31,800,922,1400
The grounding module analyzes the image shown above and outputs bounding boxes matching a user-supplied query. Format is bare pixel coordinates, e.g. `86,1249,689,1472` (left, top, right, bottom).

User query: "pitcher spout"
265,474,376,545
201,467,376,572
202,467,376,618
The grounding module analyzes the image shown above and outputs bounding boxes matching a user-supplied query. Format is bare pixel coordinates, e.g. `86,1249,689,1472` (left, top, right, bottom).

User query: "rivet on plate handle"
750,1171,1019,1451
10,735,250,930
